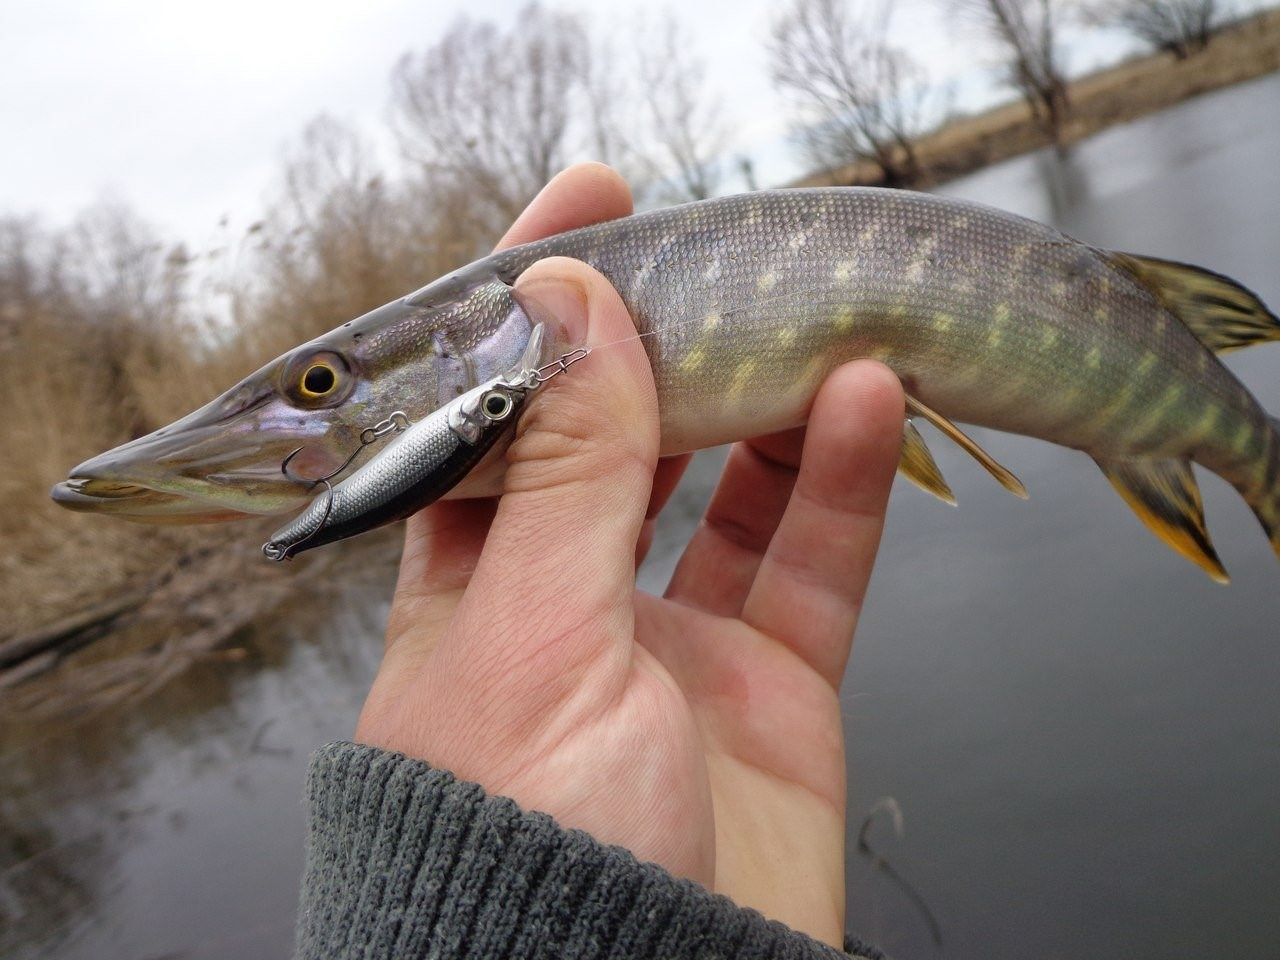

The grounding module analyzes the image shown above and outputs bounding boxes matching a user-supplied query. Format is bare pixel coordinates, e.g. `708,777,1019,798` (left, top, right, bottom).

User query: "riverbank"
796,7,1280,189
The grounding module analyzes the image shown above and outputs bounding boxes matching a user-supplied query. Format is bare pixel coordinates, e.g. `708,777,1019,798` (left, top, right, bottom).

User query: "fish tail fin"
1109,252,1280,354
1240,415,1280,564
1095,456,1229,583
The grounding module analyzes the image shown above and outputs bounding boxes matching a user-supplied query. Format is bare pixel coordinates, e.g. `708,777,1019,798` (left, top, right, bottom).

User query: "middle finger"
663,428,807,617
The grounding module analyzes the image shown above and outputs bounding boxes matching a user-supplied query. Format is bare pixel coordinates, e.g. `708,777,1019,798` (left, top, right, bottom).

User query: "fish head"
51,267,534,523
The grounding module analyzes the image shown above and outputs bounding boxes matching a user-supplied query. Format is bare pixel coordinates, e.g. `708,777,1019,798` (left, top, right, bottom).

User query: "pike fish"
52,188,1280,581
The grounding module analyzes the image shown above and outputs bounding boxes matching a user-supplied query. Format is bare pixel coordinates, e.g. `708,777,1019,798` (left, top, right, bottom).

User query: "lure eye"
481,390,514,421
282,350,352,408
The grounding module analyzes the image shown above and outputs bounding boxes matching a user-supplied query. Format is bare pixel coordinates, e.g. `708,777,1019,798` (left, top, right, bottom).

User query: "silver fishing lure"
262,324,587,560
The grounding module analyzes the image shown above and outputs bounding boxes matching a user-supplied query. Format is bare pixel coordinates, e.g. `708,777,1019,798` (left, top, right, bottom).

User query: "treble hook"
265,410,411,560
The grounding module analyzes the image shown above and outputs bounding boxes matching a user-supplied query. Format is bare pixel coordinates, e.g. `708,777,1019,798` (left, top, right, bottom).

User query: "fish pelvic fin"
905,395,1028,499
1110,252,1280,354
1096,456,1229,584
900,419,956,505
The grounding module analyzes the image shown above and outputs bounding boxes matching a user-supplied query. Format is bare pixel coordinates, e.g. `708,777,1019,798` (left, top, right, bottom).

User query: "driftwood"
0,591,147,674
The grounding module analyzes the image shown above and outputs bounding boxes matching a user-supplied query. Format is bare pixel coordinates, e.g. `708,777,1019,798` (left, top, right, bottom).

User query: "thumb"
443,257,659,670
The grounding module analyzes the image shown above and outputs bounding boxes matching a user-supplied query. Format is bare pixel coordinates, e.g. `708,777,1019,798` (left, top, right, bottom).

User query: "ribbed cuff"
296,741,881,960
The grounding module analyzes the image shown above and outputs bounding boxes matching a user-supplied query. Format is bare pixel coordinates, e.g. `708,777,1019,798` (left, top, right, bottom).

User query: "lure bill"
52,188,1280,581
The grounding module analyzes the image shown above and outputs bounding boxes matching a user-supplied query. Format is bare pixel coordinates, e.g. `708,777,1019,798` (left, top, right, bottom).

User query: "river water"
3,73,1279,959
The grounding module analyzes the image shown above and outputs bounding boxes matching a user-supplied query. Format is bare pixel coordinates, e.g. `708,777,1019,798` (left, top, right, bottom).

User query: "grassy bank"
797,7,1280,189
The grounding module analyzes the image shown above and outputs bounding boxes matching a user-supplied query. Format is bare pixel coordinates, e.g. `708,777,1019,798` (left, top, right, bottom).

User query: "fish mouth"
51,476,251,524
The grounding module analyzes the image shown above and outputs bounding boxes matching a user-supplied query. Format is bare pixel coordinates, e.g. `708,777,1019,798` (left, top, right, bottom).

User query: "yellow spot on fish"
857,222,879,246
776,327,797,348
833,260,855,282
757,271,777,293
730,357,759,398
1235,421,1254,449
989,303,1011,346
1041,326,1060,349
788,232,808,252
1051,280,1068,299
1194,405,1220,437
953,215,971,229
1137,352,1159,375
1093,384,1137,428
1093,306,1109,322
682,346,707,373
704,311,722,330
905,259,927,283
1085,346,1102,369
1132,386,1181,438
936,312,954,332
833,307,856,333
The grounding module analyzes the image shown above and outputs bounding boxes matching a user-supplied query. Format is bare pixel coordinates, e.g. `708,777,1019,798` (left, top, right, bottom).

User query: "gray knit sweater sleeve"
297,741,883,960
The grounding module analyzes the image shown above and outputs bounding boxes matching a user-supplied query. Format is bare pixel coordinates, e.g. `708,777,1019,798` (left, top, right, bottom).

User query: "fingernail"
515,277,589,346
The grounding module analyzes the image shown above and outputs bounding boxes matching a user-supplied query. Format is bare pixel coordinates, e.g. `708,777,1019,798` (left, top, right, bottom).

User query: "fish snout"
51,421,306,522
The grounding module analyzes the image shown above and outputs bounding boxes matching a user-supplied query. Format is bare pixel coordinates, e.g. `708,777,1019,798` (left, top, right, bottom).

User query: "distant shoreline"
795,7,1280,190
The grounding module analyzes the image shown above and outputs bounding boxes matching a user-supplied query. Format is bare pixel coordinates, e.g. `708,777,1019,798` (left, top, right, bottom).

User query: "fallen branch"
0,591,147,670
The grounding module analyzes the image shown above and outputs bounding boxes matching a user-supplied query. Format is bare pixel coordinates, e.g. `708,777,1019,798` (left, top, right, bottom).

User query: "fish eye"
481,390,514,420
282,350,353,408
301,363,337,398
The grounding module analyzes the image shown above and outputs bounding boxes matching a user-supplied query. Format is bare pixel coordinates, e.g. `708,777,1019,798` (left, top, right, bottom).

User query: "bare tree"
242,115,485,361
391,3,589,232
1086,0,1224,58
963,0,1070,146
633,17,729,201
770,0,934,186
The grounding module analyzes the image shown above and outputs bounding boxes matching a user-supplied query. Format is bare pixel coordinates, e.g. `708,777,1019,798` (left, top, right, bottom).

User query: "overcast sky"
2,0,1186,248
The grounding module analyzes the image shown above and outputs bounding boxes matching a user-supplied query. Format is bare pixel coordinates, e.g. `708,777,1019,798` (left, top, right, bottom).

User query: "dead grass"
0,143,492,694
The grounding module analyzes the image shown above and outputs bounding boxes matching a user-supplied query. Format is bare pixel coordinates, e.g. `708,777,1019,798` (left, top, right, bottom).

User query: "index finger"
496,163,633,251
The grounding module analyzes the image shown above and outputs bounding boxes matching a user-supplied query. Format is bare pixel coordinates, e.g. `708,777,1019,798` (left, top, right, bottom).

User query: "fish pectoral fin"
1095,456,1229,584
1110,252,1280,354
904,395,1028,499
900,419,957,505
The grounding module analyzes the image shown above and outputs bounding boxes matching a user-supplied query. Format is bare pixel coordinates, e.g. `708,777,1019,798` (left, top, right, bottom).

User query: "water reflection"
3,72,1280,960
1032,147,1091,224
0,537,396,960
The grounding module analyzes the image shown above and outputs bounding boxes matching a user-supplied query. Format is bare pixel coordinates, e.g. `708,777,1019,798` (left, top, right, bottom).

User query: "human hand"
355,163,904,947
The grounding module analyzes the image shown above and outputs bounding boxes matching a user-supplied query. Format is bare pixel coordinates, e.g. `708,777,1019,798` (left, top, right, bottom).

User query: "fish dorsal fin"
900,419,956,505
1095,456,1229,583
905,395,1028,499
1110,252,1280,354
